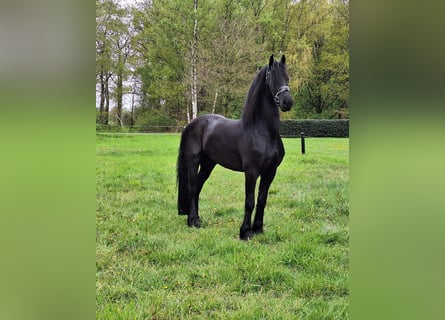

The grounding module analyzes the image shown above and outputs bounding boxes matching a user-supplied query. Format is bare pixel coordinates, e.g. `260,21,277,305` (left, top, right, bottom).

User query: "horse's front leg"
240,170,258,240
253,167,277,234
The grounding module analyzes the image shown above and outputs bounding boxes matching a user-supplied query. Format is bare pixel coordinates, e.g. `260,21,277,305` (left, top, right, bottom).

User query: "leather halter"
273,86,290,105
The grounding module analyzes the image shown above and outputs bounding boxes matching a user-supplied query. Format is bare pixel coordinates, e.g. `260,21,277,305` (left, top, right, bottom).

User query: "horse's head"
266,54,294,112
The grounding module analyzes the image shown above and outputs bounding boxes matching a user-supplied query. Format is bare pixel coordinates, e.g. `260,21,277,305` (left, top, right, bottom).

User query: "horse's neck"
252,96,281,137
241,75,280,136
258,103,280,136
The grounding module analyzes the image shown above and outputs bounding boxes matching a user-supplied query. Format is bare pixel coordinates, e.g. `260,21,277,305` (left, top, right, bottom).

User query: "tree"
198,0,263,118
96,0,349,125
190,0,199,121
110,6,133,126
96,0,116,124
302,0,348,118
96,0,134,125
286,0,349,118
132,0,193,126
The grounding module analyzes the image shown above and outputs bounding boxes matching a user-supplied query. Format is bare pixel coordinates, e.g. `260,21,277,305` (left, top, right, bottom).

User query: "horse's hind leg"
252,167,277,234
195,155,216,211
185,153,201,228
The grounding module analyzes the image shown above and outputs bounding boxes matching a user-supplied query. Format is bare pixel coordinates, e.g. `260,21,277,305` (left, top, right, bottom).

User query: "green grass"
96,133,349,319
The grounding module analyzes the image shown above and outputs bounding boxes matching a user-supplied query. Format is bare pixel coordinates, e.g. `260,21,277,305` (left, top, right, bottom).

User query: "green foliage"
97,0,349,124
280,119,349,137
287,0,349,119
96,134,349,319
197,0,264,118
134,106,173,125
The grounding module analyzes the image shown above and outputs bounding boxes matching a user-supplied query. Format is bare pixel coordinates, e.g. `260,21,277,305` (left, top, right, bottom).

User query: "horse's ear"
281,55,286,65
269,55,274,68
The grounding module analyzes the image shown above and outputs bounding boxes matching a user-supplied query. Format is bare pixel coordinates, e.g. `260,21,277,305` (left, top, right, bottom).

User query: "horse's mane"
241,66,268,126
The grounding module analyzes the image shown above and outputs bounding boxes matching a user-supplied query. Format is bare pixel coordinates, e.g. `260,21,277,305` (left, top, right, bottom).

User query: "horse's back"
184,114,232,133
181,114,239,151
186,114,244,171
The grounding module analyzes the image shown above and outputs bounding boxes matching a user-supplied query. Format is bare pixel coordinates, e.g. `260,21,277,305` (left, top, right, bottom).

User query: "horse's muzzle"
279,94,293,112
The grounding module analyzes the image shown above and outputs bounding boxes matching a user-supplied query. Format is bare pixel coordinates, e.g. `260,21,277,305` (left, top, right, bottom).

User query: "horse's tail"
177,130,189,215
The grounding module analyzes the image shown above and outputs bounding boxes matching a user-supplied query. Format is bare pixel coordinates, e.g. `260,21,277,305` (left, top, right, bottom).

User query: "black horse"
177,55,293,240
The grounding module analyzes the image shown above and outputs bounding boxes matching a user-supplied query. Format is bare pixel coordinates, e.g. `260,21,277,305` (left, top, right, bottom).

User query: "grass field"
96,133,349,319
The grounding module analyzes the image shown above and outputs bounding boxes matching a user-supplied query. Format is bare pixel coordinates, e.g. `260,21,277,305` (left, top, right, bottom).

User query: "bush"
280,119,349,137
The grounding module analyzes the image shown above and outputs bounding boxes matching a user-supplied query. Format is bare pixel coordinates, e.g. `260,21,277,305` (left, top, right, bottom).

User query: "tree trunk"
130,82,135,127
190,0,198,121
211,89,218,114
99,70,105,123
103,74,110,125
116,70,123,126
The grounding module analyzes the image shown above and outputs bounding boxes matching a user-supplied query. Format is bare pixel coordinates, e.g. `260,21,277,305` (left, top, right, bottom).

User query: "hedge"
97,120,349,137
279,119,349,137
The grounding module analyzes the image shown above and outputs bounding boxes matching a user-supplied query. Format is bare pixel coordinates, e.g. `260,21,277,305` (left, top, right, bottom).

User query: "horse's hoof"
253,227,263,234
240,230,254,240
188,218,201,228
